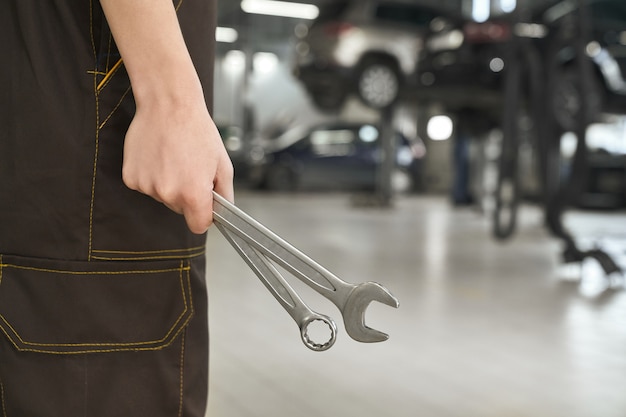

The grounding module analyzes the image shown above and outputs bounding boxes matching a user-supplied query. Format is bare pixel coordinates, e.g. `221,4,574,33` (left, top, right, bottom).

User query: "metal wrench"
212,192,399,351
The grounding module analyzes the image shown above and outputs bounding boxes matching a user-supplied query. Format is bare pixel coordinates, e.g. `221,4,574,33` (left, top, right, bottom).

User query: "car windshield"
315,0,349,23
375,3,440,27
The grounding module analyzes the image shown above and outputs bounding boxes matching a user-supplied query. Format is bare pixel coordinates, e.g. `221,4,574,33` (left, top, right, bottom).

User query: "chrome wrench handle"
212,193,353,300
214,221,337,351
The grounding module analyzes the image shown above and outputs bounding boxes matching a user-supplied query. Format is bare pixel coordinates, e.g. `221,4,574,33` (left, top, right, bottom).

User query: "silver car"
293,0,453,110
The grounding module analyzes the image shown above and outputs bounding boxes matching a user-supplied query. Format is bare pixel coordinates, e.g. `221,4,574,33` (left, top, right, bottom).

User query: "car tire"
265,164,298,191
552,66,603,132
357,59,401,109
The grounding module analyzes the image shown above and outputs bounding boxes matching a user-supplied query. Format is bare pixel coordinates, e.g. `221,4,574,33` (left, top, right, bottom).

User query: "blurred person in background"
0,0,233,416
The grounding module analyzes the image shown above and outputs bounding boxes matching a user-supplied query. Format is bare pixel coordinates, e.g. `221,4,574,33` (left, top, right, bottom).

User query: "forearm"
98,0,233,233
99,0,205,109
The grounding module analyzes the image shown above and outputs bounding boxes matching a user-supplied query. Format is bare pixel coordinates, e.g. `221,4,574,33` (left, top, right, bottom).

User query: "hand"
122,97,234,234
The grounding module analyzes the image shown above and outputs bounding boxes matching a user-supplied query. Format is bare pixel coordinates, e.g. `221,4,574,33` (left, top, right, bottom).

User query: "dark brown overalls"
0,1,216,415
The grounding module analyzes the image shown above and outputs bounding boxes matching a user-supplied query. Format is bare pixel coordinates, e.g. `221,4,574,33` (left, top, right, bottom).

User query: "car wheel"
552,66,603,132
357,60,401,109
265,164,298,191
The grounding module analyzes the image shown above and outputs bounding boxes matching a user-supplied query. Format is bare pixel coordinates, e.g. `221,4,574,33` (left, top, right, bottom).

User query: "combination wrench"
212,192,399,351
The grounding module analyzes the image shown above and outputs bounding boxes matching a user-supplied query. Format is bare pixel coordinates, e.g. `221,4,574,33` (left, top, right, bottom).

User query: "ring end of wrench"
301,315,338,352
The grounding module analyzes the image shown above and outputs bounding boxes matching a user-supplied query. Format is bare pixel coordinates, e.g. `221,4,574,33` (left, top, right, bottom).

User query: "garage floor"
203,191,626,417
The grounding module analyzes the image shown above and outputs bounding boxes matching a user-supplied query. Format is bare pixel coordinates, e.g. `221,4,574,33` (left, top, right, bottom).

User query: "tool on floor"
212,192,399,352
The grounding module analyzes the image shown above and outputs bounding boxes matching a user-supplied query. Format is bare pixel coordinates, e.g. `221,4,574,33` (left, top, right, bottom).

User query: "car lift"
495,0,623,279
371,0,623,280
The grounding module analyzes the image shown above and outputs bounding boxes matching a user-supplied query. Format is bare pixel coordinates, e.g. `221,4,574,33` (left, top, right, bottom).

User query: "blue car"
247,122,425,192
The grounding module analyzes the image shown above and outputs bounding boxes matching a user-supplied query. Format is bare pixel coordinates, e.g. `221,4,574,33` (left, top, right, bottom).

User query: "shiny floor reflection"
204,192,626,417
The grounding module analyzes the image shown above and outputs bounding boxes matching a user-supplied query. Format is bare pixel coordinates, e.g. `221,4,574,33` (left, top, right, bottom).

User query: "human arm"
99,0,234,234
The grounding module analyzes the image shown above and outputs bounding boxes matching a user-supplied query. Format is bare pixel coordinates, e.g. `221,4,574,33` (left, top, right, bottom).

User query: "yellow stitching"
178,329,186,417
0,263,193,351
89,0,97,61
0,374,6,417
98,86,131,130
0,312,193,354
90,251,205,261
0,255,2,287
89,0,100,262
185,262,195,318
96,58,123,92
0,267,188,347
0,264,189,275
87,70,107,76
175,0,184,11
92,245,206,255
177,263,193,417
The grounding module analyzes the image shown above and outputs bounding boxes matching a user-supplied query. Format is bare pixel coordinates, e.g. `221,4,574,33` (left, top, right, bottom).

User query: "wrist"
130,59,206,113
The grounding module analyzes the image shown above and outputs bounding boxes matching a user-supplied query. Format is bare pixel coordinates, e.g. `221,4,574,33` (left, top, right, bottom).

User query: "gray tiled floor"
204,191,626,417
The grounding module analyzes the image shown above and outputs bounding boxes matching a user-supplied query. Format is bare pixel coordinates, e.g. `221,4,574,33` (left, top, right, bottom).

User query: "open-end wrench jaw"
342,282,400,343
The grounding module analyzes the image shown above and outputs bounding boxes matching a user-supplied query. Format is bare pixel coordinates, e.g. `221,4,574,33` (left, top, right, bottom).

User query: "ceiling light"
427,115,454,141
216,27,238,43
241,0,319,19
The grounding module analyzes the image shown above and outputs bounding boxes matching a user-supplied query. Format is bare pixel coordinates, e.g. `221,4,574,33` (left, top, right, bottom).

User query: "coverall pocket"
0,254,203,417
0,254,194,354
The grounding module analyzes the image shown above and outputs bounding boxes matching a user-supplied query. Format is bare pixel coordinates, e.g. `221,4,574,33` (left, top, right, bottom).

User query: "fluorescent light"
241,0,319,19
500,0,516,13
253,52,279,74
472,0,490,22
223,50,246,72
216,27,238,43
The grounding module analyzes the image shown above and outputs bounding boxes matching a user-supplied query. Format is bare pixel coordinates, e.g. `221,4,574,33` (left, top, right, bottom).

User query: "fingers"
213,155,235,203
183,157,234,234
182,188,214,234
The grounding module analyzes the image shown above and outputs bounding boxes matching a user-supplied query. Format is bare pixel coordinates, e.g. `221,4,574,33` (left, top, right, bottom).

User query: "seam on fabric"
98,85,131,129
0,374,6,417
0,263,189,275
178,329,186,417
90,251,205,261
96,58,123,92
90,245,207,261
92,245,206,255
88,0,100,262
177,262,194,417
0,262,193,353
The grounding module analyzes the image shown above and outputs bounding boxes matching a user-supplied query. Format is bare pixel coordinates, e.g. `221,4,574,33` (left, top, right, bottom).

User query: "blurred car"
247,122,425,192
415,0,626,132
415,15,519,119
293,0,458,111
